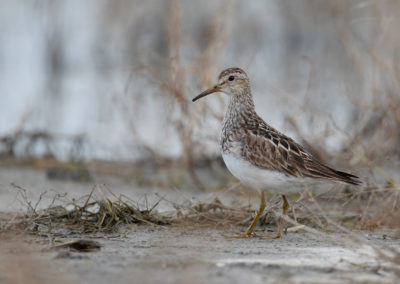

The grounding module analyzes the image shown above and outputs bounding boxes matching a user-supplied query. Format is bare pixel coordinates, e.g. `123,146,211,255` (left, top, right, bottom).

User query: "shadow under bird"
192,67,361,239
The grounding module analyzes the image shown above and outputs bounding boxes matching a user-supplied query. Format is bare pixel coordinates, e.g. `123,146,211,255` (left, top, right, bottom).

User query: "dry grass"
117,1,234,189
327,0,400,233
0,185,265,235
1,185,170,234
3,183,389,236
0,183,324,235
274,0,400,234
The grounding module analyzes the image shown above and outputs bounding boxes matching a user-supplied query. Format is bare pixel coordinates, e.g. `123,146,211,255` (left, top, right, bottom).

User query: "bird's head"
192,67,250,102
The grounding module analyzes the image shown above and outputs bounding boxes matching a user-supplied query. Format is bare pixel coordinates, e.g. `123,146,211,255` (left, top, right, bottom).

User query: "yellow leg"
260,195,289,239
225,191,266,238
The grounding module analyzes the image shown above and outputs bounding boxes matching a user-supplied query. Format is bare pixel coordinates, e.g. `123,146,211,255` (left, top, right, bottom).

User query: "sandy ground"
0,166,399,284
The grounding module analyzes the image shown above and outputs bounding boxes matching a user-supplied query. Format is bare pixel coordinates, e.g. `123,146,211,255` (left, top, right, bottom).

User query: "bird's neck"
223,90,256,131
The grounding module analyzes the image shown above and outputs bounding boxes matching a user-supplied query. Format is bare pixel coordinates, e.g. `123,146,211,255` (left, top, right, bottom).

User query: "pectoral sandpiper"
192,67,361,239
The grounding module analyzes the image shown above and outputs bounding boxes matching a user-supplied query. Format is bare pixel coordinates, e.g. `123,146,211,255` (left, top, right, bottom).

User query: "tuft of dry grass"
1,186,170,235
158,194,255,229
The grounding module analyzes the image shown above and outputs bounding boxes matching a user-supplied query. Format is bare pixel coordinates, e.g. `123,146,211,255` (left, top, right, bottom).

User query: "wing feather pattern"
240,115,361,185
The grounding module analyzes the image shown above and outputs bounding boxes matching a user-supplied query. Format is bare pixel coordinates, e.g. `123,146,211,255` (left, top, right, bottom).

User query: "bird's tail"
329,168,362,186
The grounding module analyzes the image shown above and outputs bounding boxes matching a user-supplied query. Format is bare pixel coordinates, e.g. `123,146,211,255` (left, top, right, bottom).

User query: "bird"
192,67,361,239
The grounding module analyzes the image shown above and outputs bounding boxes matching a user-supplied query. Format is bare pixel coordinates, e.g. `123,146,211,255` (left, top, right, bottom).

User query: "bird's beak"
192,84,221,102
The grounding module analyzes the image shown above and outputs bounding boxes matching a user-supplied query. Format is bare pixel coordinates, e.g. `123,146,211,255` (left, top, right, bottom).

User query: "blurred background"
1,0,399,190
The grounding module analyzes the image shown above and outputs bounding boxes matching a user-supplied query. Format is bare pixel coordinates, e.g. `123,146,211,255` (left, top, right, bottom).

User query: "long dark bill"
192,85,221,102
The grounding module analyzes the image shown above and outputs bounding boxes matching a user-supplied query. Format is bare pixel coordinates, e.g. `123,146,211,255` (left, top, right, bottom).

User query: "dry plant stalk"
118,1,233,189
2,185,170,234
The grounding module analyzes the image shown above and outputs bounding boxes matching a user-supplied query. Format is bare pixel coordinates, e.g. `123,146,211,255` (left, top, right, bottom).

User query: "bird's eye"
228,75,235,81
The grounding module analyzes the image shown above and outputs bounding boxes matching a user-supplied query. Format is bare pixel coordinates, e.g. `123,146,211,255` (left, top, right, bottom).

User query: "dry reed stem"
116,1,233,190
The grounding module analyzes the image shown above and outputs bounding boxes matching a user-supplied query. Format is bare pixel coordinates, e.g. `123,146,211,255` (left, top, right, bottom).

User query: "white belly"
222,152,313,194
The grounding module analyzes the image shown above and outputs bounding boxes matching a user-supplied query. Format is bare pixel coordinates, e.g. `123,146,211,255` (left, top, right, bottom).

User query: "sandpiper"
192,67,361,239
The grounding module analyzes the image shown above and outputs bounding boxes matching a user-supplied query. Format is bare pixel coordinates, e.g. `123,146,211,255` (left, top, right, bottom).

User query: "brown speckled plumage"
192,67,360,239
215,67,360,185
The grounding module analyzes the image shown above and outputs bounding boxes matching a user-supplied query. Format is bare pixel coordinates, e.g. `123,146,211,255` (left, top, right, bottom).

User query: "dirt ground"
0,166,399,284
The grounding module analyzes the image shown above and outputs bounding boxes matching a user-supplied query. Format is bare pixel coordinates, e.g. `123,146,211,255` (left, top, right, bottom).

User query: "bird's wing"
241,118,361,185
